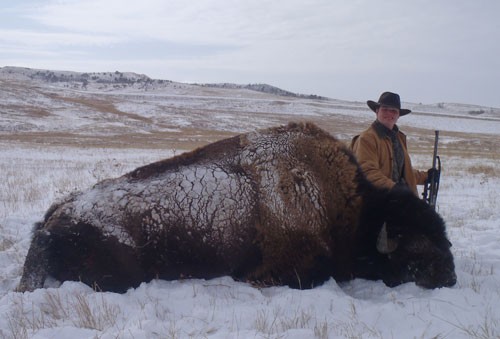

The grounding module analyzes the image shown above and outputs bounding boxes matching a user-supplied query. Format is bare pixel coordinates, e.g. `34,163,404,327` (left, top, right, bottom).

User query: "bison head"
369,186,456,289
377,189,456,288
377,226,456,288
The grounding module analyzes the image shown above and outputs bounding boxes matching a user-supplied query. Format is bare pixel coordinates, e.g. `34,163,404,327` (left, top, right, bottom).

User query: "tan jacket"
351,123,427,195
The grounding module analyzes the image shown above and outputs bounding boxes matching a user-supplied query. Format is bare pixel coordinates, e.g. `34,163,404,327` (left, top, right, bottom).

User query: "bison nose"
436,270,457,288
417,269,457,289
444,272,457,287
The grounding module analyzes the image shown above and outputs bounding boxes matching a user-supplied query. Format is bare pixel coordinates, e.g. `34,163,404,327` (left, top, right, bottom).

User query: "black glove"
426,168,439,183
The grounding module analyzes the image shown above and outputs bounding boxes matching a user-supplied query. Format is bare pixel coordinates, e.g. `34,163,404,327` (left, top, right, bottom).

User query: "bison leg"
17,223,51,292
46,222,145,293
249,228,333,289
19,220,145,293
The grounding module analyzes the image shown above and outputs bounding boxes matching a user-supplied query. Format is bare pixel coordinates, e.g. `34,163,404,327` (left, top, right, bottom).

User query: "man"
351,91,431,196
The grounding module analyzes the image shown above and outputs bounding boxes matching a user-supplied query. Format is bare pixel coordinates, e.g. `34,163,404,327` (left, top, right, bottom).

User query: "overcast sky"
2,0,499,107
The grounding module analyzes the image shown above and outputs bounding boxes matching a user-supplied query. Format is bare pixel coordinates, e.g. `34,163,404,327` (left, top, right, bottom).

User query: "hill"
1,66,499,154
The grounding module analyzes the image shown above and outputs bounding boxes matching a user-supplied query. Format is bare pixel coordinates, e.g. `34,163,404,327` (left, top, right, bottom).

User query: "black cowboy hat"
367,91,411,116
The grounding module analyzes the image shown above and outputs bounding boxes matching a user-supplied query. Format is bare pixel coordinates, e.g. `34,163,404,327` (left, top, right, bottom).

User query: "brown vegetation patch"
467,165,500,177
2,116,500,161
45,93,153,123
0,128,237,150
0,104,52,118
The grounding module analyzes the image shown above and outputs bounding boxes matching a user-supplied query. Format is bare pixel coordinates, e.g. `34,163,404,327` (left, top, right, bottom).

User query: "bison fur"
18,122,456,293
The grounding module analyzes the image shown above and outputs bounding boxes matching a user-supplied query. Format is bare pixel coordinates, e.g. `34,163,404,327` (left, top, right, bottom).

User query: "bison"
18,122,456,293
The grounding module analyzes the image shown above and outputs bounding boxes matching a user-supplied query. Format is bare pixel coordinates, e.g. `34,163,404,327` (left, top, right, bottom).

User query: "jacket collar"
372,120,399,139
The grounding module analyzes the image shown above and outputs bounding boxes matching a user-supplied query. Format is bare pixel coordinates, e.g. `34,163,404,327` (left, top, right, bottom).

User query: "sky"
1,0,500,108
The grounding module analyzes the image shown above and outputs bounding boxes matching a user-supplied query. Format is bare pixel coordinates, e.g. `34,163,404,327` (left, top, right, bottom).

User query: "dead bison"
18,122,456,293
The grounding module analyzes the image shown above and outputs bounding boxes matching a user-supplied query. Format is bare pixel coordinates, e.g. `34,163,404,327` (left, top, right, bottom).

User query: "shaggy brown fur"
18,122,456,293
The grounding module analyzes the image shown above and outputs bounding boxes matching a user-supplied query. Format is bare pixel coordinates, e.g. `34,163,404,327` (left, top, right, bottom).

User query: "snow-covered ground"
0,67,499,338
0,143,499,338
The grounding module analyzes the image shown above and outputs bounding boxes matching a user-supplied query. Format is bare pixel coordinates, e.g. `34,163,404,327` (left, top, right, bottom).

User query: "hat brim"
367,100,411,116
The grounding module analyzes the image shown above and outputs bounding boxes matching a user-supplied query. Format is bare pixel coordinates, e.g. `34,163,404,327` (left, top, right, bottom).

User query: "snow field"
0,142,499,338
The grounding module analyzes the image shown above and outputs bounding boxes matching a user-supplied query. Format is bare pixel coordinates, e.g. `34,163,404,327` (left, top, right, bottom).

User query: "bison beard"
18,122,456,293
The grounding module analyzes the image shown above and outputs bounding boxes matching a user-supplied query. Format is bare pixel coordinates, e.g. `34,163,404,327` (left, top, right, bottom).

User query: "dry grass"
4,119,500,159
0,230,15,252
2,83,500,157
6,290,121,338
0,128,237,150
253,306,329,338
467,164,500,176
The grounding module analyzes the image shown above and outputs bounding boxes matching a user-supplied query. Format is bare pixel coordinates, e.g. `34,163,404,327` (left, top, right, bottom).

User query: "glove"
426,168,439,183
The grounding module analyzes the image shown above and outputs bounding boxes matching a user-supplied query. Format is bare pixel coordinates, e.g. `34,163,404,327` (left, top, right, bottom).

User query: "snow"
1,67,500,338
1,141,499,339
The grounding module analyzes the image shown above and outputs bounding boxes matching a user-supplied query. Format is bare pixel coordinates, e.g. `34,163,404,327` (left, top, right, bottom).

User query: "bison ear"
376,223,399,254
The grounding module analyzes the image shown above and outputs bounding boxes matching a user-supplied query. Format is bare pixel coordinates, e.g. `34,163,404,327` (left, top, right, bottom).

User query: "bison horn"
376,223,399,254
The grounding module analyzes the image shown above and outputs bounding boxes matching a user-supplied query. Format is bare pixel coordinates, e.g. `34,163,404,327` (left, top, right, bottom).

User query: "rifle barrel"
432,130,439,169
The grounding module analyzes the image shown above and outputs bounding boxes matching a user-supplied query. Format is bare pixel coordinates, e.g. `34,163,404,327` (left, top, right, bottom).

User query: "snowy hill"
0,66,312,97
1,66,500,146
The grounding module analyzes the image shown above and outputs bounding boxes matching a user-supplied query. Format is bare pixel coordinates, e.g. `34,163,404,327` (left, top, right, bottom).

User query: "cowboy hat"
367,91,411,116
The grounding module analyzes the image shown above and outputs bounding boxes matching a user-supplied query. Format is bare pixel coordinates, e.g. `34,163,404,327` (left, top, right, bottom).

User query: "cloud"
0,29,119,47
2,0,500,106
25,0,284,44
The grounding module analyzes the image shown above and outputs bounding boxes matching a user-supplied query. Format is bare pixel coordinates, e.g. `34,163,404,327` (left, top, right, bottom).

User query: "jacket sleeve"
413,169,428,185
352,133,395,190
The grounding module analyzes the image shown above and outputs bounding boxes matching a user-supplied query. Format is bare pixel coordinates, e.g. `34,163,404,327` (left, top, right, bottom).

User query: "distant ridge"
1,66,499,113
1,65,499,139
0,66,326,99
0,66,170,87
197,82,327,100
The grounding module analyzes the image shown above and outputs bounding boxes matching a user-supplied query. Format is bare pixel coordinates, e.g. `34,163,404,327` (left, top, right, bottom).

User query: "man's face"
376,105,400,130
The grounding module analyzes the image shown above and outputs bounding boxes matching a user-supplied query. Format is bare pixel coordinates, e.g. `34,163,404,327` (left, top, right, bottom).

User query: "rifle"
422,130,441,209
